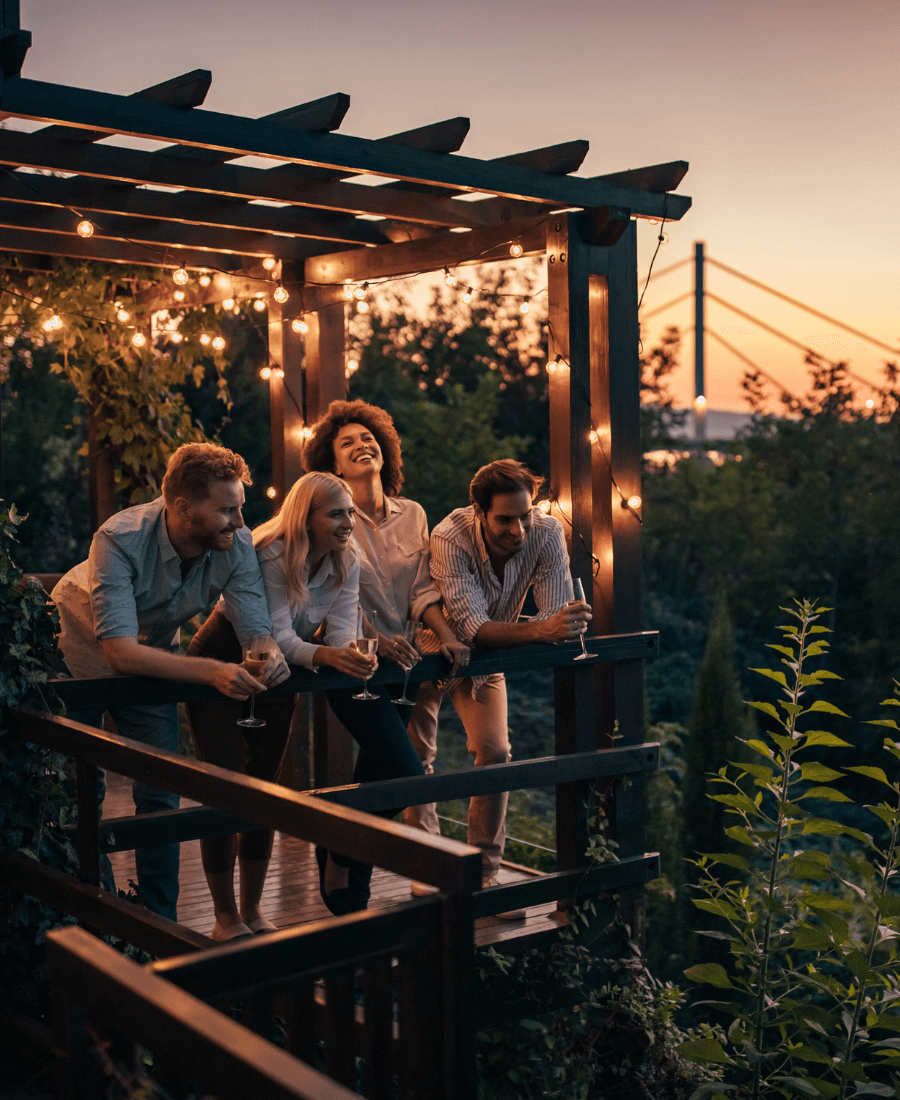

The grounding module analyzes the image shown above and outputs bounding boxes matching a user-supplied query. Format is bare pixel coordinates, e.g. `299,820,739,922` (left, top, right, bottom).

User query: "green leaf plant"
680,599,900,1100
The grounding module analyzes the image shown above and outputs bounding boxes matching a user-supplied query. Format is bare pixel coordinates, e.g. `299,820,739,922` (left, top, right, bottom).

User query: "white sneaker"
482,877,526,921
410,880,439,897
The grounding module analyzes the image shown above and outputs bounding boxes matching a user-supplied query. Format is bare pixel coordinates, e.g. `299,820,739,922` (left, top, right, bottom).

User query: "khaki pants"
404,674,510,878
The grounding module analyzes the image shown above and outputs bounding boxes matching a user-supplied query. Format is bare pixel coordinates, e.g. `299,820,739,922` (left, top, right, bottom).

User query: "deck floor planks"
103,773,561,945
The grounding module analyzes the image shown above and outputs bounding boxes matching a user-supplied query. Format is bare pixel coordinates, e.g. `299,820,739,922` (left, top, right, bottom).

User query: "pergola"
0,2,691,884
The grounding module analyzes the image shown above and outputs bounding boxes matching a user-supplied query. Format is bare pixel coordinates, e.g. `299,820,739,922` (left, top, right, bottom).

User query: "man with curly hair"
52,443,289,920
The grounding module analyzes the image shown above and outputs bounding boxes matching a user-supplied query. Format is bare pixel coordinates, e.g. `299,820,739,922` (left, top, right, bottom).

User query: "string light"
520,298,530,315
199,274,211,288
260,366,272,380
443,268,458,288
866,398,876,409
346,358,359,374
170,331,183,344
625,495,642,510
291,317,309,334
695,394,707,406
537,499,552,515
212,335,225,350
173,289,185,302
173,266,189,286
462,288,473,304
253,297,266,312
199,333,211,346
42,310,62,332
262,258,277,271
76,218,94,238
300,426,314,441
275,367,285,378
546,358,561,373
273,282,289,305
132,331,146,348
343,285,355,300
353,284,367,301
589,429,598,444
357,299,369,314
222,297,235,310
510,240,523,258
116,306,130,323
266,486,277,498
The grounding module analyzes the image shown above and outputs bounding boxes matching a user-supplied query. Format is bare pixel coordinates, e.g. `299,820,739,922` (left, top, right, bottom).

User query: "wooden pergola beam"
0,129,494,228
0,227,248,270
0,78,689,217
0,173,388,245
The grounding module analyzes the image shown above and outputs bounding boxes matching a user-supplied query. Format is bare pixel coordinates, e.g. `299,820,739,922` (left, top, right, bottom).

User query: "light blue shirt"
53,497,273,678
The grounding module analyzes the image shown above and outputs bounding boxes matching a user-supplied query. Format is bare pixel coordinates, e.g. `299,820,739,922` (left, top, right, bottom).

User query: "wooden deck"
104,773,563,948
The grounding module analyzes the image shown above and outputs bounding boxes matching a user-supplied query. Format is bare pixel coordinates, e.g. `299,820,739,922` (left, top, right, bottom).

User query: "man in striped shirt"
405,460,592,914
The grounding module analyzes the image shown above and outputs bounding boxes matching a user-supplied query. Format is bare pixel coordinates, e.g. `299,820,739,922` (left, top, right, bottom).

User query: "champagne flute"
237,645,269,727
352,608,379,701
392,620,423,705
570,576,597,662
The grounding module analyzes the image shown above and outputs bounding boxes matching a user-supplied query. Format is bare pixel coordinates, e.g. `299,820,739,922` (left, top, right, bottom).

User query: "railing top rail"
45,629,659,711
6,707,483,894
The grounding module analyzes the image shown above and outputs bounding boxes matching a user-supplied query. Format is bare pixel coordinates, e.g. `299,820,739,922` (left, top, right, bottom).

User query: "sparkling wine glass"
570,576,597,661
353,608,379,701
392,620,423,704
237,646,269,726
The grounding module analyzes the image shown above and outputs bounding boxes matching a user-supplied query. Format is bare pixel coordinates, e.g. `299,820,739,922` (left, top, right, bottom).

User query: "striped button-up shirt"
425,506,572,689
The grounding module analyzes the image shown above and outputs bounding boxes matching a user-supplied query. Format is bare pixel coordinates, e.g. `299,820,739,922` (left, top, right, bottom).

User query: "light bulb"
346,358,359,374
695,394,707,406
266,486,277,498
199,274,211,287
222,297,235,311
42,317,54,333
212,335,225,350
344,285,355,300
253,297,266,312
353,284,367,301
462,289,472,304
173,289,185,302
117,307,130,323
357,300,369,314
443,268,457,288
199,333,211,346
589,429,598,444
292,318,309,334
510,241,523,258
275,367,285,379
626,495,642,510
132,331,146,348
546,358,559,373
173,266,189,286
273,283,289,305
262,257,277,271
537,499,552,515
76,218,94,238
170,331,183,344
866,398,875,409
302,426,314,441
260,366,272,380
520,299,530,315
50,311,62,330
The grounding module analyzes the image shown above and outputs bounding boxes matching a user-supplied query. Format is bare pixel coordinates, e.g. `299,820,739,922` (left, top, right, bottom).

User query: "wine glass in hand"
352,608,379,701
570,576,597,661
238,645,269,726
392,620,423,705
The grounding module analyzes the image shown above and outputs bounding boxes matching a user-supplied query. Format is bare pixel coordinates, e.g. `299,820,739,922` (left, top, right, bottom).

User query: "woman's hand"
314,645,378,678
377,631,419,668
439,639,470,676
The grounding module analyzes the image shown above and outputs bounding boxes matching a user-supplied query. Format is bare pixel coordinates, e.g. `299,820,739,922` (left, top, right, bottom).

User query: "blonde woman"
186,472,424,937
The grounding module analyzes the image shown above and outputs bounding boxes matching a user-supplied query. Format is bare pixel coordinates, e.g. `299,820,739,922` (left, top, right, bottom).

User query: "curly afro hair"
302,399,404,496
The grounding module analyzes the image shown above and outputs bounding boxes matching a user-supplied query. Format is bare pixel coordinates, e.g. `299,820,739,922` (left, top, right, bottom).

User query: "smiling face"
332,422,384,482
476,489,535,560
179,477,246,555
307,484,356,562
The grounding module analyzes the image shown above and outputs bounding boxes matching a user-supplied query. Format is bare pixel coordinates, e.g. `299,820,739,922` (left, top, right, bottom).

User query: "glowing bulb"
253,297,266,312
301,426,314,441
546,358,559,373
695,394,707,406
510,241,523,258
346,358,359,374
132,331,146,348
462,289,473,304
292,318,309,334
116,307,130,323
273,283,289,305
626,495,642,510
260,366,272,380
443,268,457,288
262,257,277,271
170,331,183,344
589,429,598,444
266,486,277,498
275,367,285,378
537,499,552,515
173,289,185,302
222,297,235,311
344,285,355,300
199,333,211,346
77,218,94,238
173,266,189,286
199,274,211,287
353,284,367,301
866,398,875,409
42,316,55,333
357,300,369,314
212,335,225,350
520,299,530,315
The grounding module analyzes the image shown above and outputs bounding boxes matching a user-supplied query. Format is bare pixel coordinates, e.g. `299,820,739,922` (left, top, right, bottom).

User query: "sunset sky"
17,0,898,410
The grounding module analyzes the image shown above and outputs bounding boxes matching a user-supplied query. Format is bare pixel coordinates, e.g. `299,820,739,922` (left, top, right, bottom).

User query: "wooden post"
87,406,117,530
547,214,645,920
268,294,307,504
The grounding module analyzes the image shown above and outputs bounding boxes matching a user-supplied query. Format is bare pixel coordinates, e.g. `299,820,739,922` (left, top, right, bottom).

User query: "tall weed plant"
680,600,900,1099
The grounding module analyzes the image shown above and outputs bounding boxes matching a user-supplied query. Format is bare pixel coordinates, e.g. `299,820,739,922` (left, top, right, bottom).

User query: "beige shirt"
353,496,441,637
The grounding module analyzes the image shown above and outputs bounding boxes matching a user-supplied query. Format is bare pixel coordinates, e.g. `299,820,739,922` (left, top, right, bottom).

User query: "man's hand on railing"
209,662,268,700
534,602,592,644
438,638,470,675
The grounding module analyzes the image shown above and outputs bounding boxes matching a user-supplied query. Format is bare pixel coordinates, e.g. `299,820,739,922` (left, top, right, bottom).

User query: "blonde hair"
253,472,355,606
